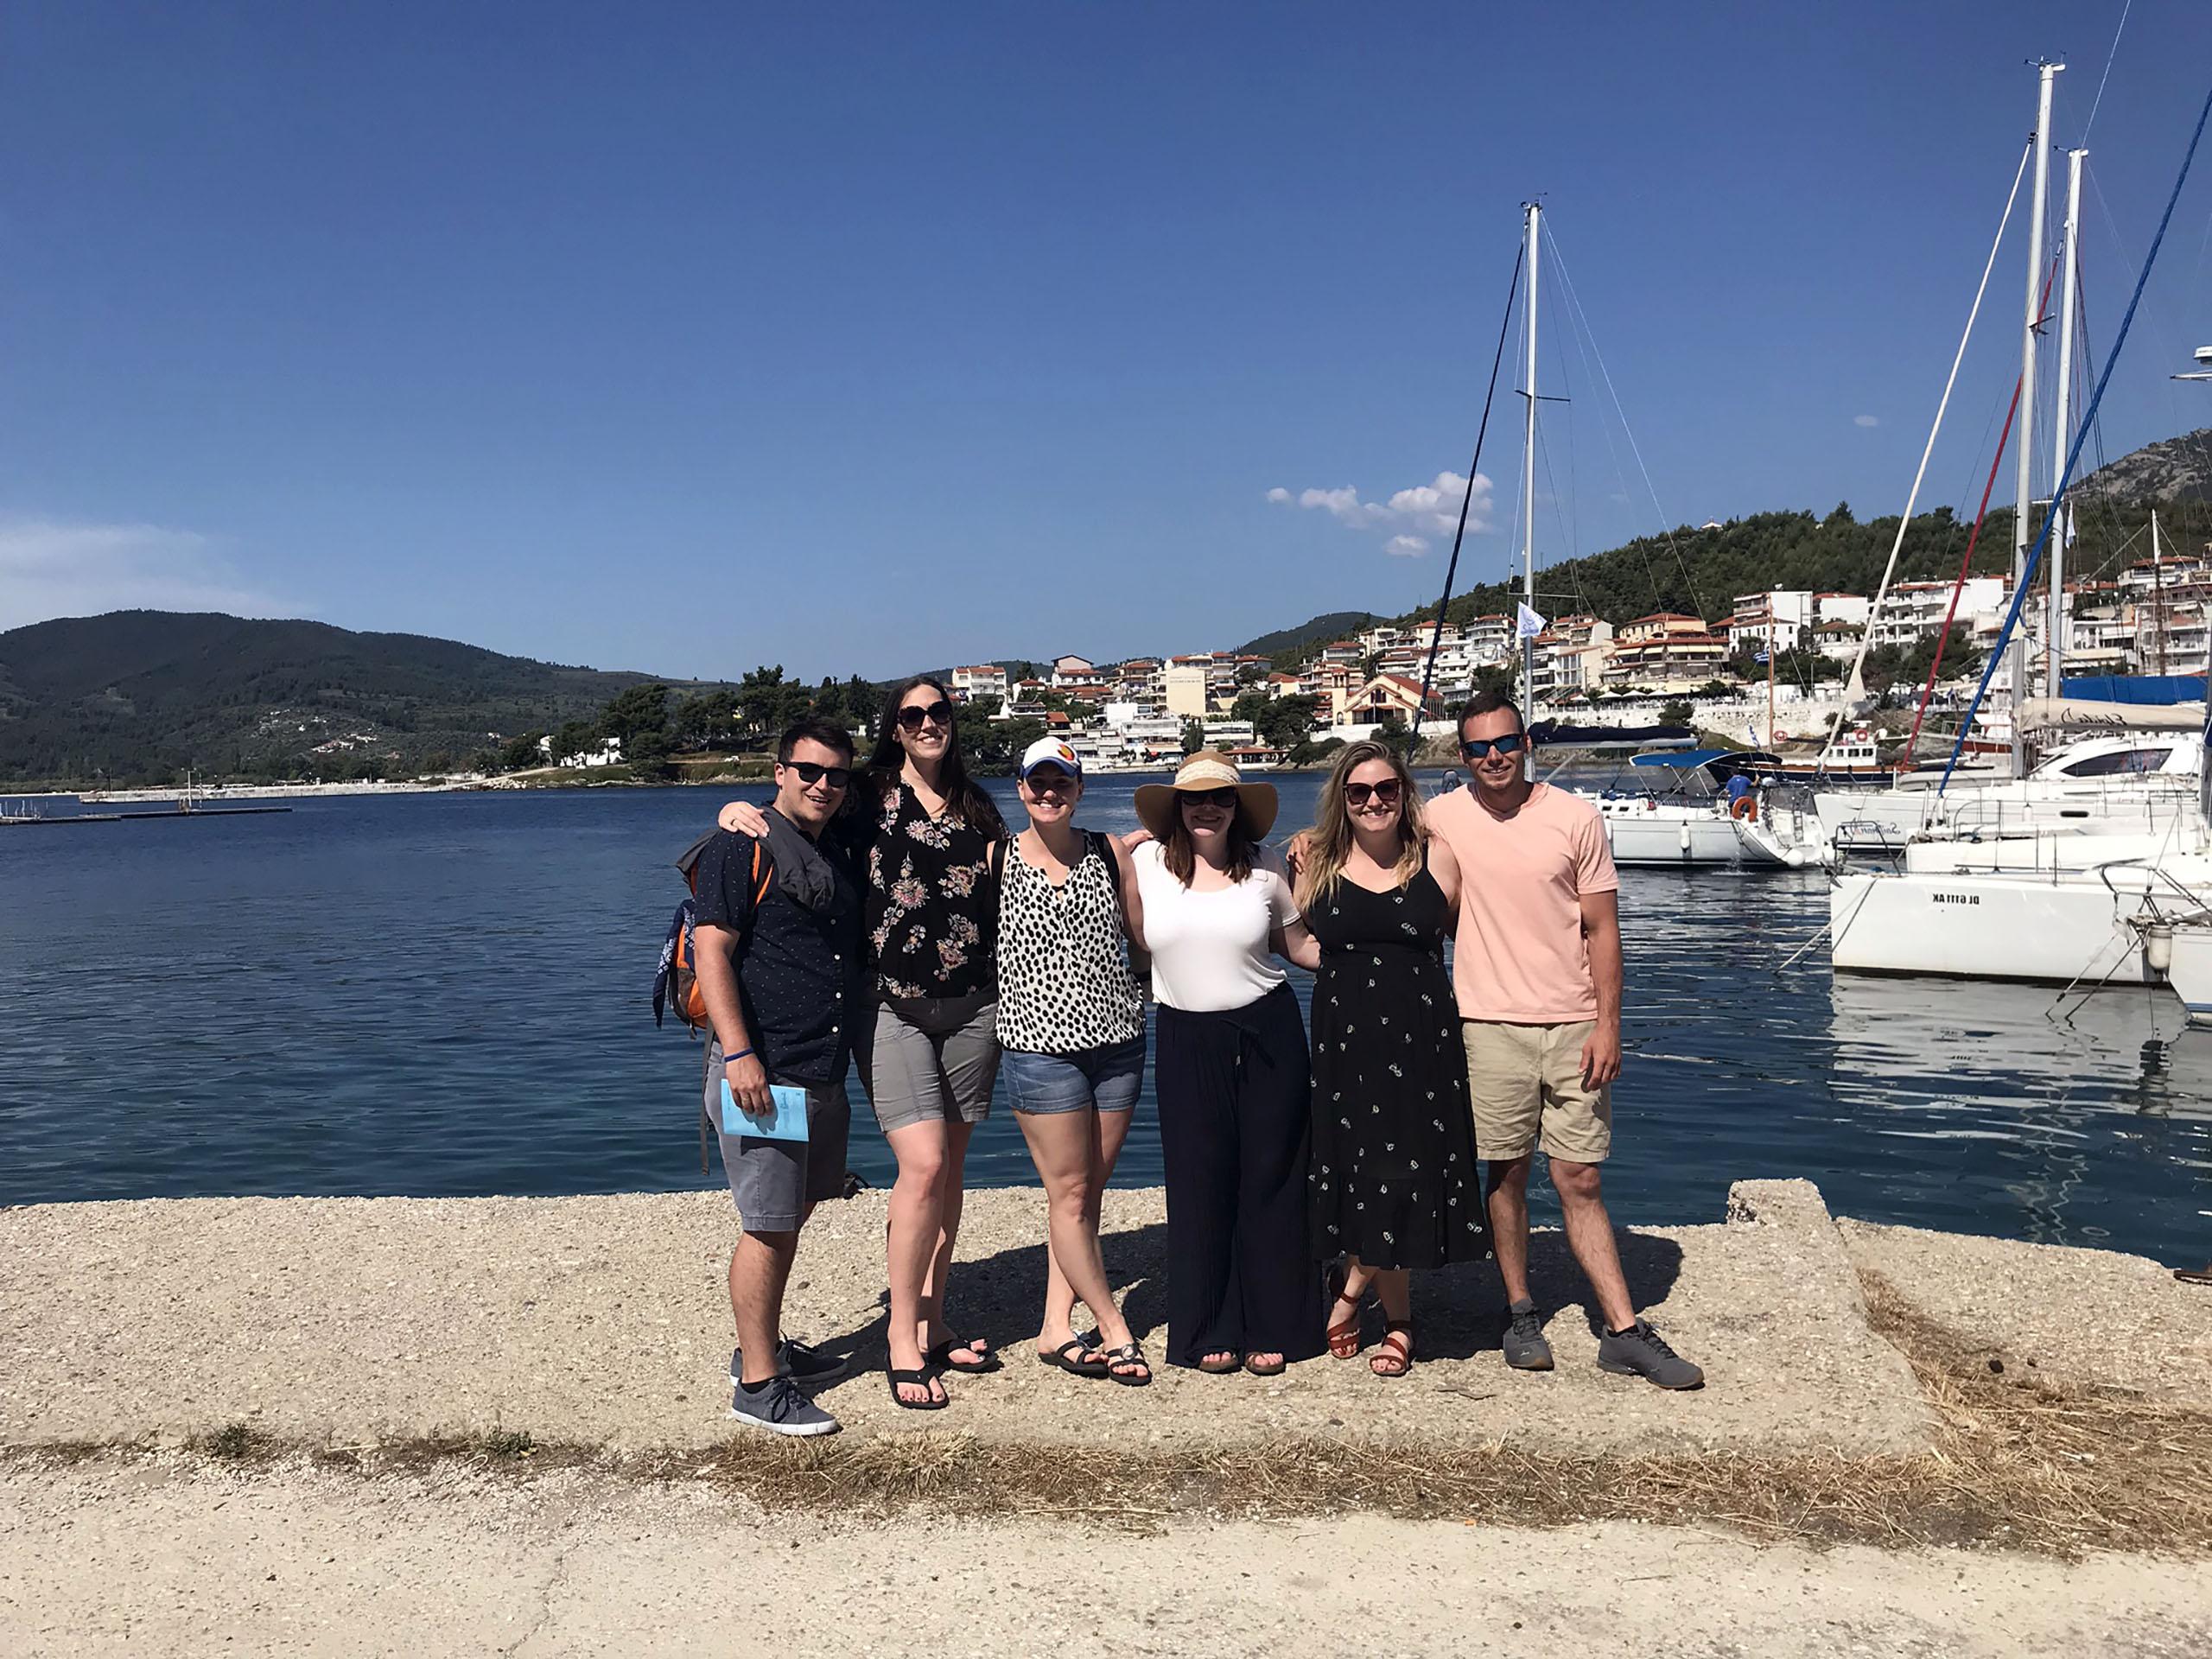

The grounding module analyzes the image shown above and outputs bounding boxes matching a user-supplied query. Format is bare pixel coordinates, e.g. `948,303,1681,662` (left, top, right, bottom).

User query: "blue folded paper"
719,1080,812,1142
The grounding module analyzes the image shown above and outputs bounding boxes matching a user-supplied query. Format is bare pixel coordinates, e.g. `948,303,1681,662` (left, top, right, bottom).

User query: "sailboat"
1828,61,2212,998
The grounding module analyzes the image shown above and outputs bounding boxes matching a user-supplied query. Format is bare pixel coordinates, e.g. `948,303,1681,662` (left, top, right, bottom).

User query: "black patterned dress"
1306,856,1489,1270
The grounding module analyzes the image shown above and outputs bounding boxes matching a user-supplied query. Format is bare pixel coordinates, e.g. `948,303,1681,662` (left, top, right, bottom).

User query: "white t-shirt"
1131,841,1302,1013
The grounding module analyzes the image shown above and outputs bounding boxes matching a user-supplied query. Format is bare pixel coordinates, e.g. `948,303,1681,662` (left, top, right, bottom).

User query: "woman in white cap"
992,736,1152,1385
1130,751,1325,1376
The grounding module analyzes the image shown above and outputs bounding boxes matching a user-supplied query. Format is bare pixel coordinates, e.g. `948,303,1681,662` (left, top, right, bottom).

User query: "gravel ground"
3,1456,2209,1658
1838,1218,2212,1409
0,1182,1933,1457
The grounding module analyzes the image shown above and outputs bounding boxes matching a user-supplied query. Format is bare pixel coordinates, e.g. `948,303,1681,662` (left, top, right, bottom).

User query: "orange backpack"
654,831,773,1033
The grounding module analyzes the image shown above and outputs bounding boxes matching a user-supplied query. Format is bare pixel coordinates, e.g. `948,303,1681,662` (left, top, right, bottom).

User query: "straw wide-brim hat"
1135,749,1279,841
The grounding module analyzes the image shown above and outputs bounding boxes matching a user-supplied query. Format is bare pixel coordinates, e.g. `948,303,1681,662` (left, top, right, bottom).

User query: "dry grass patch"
633,1272,2212,1554
10,1268,2207,1556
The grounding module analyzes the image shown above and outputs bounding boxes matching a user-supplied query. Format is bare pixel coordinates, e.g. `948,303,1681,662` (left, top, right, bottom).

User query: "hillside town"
936,544,2212,768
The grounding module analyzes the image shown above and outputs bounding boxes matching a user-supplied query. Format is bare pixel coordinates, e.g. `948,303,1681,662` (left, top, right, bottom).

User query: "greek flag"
1753,647,1770,665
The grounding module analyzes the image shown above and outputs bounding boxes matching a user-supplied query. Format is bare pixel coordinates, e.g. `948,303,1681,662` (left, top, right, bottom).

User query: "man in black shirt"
691,716,865,1435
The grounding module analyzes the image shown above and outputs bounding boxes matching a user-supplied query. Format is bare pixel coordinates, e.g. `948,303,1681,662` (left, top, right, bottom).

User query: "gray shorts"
705,1044,853,1233
857,992,1001,1135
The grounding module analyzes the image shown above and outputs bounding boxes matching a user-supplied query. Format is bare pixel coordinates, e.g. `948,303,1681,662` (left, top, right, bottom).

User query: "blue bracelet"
721,1046,755,1064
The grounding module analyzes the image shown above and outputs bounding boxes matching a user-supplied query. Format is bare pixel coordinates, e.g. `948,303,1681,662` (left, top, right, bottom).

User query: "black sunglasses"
1344,779,1402,807
781,760,852,789
1179,786,1238,810
1460,733,1528,760
897,701,954,730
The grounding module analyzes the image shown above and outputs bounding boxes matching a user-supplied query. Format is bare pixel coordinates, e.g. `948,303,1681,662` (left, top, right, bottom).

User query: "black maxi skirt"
1153,983,1325,1368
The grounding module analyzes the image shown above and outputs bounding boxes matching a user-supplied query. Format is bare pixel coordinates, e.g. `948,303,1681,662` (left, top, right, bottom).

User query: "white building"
1163,662,1211,718
950,664,1009,703
1866,578,2009,648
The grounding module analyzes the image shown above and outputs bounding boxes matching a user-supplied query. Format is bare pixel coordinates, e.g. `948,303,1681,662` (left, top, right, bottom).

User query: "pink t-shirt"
1425,781,1619,1024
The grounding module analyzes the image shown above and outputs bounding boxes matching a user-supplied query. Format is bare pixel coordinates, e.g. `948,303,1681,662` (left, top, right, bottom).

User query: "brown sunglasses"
1344,779,1402,807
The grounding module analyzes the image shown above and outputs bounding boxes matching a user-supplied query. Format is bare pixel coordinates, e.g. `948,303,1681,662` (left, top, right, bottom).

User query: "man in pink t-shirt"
1424,692,1701,1389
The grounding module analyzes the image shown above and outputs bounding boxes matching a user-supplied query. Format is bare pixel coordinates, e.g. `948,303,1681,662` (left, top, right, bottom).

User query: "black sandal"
887,1365,947,1410
1100,1341,1152,1388
926,1338,1001,1375
1196,1351,1242,1374
1243,1352,1287,1377
1037,1337,1109,1378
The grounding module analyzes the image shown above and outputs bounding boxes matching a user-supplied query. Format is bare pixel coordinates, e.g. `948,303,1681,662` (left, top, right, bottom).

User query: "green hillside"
1236,610,1378,657
1376,495,2209,640
0,611,664,785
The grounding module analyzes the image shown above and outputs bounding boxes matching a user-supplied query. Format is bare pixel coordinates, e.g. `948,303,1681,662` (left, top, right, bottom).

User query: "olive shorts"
1461,1019,1612,1165
857,992,1002,1135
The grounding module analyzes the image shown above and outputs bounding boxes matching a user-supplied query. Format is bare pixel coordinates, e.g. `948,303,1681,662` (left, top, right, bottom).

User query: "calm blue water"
3,779,2209,1267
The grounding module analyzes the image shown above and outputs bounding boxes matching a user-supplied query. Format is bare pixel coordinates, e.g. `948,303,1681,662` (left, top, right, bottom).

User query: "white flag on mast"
1516,601,1547,639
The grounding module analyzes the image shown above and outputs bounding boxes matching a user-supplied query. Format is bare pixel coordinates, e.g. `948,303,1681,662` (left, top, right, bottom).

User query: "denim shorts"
1001,1037,1147,1116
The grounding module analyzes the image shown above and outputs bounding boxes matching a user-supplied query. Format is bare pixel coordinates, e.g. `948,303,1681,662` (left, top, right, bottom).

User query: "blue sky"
3,2,2209,681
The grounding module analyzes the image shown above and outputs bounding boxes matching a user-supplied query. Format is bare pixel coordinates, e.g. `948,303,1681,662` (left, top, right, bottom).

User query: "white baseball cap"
1019,736,1083,779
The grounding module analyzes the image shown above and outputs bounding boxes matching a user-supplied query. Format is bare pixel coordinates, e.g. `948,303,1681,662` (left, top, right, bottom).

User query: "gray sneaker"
1598,1319,1705,1389
728,1374,840,1436
1502,1299,1554,1371
729,1338,847,1387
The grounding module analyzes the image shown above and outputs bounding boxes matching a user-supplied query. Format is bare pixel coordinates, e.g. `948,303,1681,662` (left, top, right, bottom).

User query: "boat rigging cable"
1942,77,2212,791
1833,139,2032,748
1904,257,2057,760
1413,244,1523,734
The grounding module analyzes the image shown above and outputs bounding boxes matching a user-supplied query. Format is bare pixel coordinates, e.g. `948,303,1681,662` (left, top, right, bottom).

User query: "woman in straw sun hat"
1128,751,1325,1376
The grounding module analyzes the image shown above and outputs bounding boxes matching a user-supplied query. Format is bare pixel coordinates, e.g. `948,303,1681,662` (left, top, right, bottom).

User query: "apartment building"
1163,660,1211,718
950,664,1008,703
1465,613,1513,666
1866,578,2008,648
1603,613,1728,690
2122,551,2212,677
1727,589,1815,654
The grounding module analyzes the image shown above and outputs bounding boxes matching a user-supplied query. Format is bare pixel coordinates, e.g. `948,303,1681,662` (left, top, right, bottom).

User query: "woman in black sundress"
1287,741,1488,1377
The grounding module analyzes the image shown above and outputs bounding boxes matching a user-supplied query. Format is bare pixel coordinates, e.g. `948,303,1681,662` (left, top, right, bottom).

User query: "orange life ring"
1728,795,1758,822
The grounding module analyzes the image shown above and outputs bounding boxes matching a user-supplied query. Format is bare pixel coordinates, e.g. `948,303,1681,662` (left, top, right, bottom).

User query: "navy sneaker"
729,1338,849,1387
728,1374,840,1437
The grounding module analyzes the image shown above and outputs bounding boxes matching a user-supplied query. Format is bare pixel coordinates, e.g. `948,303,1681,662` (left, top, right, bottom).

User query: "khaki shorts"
1462,1019,1612,1164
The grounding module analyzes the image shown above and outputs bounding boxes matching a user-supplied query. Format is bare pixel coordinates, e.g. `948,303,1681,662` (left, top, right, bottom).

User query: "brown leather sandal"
1370,1320,1414,1378
1326,1297,1365,1358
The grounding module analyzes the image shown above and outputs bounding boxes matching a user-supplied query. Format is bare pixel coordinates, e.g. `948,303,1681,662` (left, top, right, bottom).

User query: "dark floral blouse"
857,780,1001,1001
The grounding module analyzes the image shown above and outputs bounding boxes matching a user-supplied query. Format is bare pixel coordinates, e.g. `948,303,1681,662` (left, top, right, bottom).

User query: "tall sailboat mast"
2010,60,2062,771
1520,200,1541,776
2047,145,2087,696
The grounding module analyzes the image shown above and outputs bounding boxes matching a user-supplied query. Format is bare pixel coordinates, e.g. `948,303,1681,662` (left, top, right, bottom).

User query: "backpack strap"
989,836,1008,889
1088,830,1132,931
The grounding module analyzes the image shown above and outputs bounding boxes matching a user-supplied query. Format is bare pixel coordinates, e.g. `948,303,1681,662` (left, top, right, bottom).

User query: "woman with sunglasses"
1130,751,1325,1376
992,737,1152,1386
1292,741,1487,1379
720,675,1007,1410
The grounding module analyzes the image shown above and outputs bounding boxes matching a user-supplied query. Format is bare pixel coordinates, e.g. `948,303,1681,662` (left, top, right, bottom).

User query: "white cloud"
1266,469,1495,556
0,518,301,632
1854,415,1880,428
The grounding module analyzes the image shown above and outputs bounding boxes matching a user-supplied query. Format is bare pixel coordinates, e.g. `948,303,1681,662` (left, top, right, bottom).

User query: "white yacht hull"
1597,805,1743,866
1831,858,2212,986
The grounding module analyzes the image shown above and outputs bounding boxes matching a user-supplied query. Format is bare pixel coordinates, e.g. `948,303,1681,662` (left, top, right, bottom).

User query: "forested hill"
1236,610,1378,656
0,611,660,785
1380,491,2209,637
